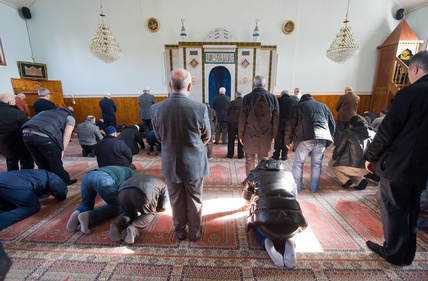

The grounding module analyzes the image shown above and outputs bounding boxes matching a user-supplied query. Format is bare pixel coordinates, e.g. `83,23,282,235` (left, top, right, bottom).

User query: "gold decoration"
147,18,160,32
282,20,295,35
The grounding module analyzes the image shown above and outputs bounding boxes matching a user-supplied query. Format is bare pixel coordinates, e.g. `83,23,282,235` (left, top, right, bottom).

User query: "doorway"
208,66,231,107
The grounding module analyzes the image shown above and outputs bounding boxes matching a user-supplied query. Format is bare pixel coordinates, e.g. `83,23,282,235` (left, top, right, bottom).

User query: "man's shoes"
284,238,297,269
67,210,80,231
110,223,122,242
265,238,284,267
153,145,158,156
176,229,187,240
78,212,91,234
146,147,151,155
356,179,368,190
124,226,137,244
67,179,77,186
366,240,383,257
341,179,353,188
281,156,288,160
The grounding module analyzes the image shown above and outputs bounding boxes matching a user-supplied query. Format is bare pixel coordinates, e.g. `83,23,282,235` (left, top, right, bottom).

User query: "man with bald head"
0,94,34,171
151,68,211,242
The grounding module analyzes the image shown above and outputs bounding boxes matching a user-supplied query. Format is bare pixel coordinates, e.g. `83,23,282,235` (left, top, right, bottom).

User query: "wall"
406,6,428,51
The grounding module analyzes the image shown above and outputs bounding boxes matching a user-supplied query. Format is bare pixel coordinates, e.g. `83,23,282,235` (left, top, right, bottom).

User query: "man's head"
143,87,150,93
170,68,192,94
236,91,243,98
104,92,111,99
281,90,290,96
16,93,26,100
0,94,15,105
349,115,368,128
345,86,353,94
253,75,266,89
294,88,300,95
86,115,96,123
38,88,50,99
380,110,387,116
408,50,428,84
219,87,226,94
104,126,117,136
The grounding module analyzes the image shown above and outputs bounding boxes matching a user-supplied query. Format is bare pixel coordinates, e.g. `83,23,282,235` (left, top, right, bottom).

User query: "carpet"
0,138,427,280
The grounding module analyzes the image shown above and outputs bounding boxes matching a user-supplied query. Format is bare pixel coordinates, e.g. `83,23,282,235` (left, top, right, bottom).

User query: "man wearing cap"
99,93,117,128
33,88,57,114
138,87,156,137
334,86,360,145
213,87,230,144
95,126,133,168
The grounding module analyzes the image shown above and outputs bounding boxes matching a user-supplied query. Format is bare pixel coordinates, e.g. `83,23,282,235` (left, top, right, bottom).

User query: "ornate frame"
282,20,295,35
146,18,160,32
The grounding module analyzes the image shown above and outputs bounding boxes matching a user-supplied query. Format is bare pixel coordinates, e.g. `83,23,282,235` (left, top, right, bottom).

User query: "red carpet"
0,138,427,280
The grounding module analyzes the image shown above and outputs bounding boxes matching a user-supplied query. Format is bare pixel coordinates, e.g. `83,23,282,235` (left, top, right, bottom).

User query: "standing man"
76,115,104,157
334,86,360,145
0,94,34,171
238,75,279,176
33,88,57,114
15,93,30,117
292,88,302,101
151,68,210,242
21,107,77,185
213,87,230,144
284,94,335,193
226,91,244,159
272,90,297,161
364,50,428,266
99,92,117,128
138,87,156,137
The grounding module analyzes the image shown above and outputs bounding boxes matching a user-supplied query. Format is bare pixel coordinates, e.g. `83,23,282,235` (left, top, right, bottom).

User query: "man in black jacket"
99,93,117,128
110,174,169,244
95,126,133,168
364,50,428,266
118,125,145,155
213,87,230,144
226,91,243,159
329,115,375,190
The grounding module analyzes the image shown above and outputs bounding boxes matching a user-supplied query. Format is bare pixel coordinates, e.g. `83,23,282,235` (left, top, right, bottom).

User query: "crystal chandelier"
326,0,359,63
89,0,122,64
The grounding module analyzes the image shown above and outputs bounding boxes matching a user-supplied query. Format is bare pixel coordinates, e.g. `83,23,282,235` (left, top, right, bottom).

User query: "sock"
265,238,284,267
78,212,91,234
124,226,136,244
284,238,297,269
67,210,80,231
110,223,122,242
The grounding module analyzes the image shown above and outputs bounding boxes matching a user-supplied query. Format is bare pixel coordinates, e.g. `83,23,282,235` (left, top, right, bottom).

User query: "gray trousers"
166,178,204,241
245,153,268,176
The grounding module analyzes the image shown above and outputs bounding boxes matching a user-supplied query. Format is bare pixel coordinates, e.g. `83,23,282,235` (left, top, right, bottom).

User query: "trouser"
245,153,269,176
141,119,152,137
166,178,204,241
272,129,288,160
328,160,367,185
227,123,243,158
215,121,228,144
206,132,214,158
334,121,349,145
377,178,425,265
103,115,116,129
81,144,97,157
22,134,70,184
5,150,34,171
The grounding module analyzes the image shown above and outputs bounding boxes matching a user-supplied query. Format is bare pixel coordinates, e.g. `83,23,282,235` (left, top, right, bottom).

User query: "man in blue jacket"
0,169,67,231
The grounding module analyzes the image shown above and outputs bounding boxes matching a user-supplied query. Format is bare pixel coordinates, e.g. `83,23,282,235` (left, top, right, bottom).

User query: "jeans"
76,171,122,227
292,139,327,193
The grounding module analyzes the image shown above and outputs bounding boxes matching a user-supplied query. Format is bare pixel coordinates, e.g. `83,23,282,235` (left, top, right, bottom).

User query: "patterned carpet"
0,138,427,280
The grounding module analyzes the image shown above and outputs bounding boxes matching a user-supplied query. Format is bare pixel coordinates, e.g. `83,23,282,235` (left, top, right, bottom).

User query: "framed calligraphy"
205,52,235,64
18,61,48,80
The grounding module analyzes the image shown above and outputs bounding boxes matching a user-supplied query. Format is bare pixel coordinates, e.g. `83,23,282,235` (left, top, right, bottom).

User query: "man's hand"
239,139,244,145
365,161,376,174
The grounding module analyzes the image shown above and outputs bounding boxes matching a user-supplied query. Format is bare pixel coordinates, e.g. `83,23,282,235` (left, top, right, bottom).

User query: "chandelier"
89,0,122,64
326,0,359,63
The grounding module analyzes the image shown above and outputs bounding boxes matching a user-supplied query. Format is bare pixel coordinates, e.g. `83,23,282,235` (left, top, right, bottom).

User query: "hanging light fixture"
180,19,188,41
326,0,359,63
89,0,122,64
253,19,260,42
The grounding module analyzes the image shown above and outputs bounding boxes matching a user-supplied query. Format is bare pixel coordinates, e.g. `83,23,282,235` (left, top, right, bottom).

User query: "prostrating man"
0,94,34,171
15,93,30,117
118,124,145,155
67,166,136,234
76,115,103,157
33,88,57,114
213,87,230,144
21,107,77,185
334,86,360,145
284,94,335,193
364,50,428,266
0,169,67,231
99,92,117,128
238,75,279,176
370,110,387,131
110,174,169,244
138,87,156,136
151,68,211,241
95,126,133,168
226,91,244,159
272,90,297,161
145,130,161,156
329,115,375,190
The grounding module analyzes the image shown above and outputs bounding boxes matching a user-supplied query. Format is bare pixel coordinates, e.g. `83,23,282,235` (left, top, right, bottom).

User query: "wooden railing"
392,57,410,90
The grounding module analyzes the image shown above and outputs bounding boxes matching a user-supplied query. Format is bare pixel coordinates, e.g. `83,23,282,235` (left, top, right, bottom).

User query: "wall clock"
147,18,160,32
282,20,295,35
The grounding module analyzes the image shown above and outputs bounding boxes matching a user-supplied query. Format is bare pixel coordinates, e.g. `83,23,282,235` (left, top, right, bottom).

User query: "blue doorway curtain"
208,66,231,107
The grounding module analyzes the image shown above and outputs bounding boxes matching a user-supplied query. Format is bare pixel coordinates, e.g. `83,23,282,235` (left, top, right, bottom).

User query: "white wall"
406,6,428,51
1,0,425,97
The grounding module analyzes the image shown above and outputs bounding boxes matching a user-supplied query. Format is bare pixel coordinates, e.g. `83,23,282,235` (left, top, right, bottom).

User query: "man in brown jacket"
334,86,360,145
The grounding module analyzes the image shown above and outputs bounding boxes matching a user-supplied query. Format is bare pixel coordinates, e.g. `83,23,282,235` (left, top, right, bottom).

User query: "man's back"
213,94,230,121
226,97,243,124
99,98,116,115
77,121,103,146
33,99,57,114
278,95,297,129
138,93,156,120
335,92,360,122
96,136,132,167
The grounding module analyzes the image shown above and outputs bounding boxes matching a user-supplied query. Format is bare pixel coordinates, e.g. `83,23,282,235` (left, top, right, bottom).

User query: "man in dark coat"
32,88,57,114
205,103,217,160
99,93,117,128
95,126,133,168
284,94,335,193
272,90,297,161
118,125,145,155
329,115,375,190
110,174,169,244
151,68,210,242
334,86,360,145
21,107,76,185
213,87,230,144
138,87,156,136
0,169,67,231
226,91,244,159
238,75,279,176
0,94,34,171
364,50,428,266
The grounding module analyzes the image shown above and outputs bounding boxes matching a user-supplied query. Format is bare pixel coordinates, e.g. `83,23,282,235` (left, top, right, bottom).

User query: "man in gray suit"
138,87,156,137
151,68,211,242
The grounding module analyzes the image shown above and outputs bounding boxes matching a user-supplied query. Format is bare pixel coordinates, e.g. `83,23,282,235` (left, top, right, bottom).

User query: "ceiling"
0,0,427,14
